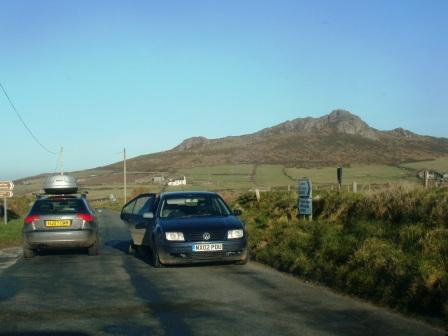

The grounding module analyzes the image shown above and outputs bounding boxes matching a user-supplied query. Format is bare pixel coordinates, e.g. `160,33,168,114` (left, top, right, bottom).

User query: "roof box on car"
43,175,78,194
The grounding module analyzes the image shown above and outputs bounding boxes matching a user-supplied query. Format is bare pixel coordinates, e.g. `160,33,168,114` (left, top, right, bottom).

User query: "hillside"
102,110,448,172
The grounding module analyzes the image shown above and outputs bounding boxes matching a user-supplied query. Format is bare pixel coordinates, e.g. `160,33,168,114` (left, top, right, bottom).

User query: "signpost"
0,181,14,190
298,178,312,220
0,181,14,224
337,166,343,191
0,191,13,198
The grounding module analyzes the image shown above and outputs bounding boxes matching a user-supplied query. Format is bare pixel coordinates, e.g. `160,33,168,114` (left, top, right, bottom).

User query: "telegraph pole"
123,147,127,204
3,197,7,225
60,146,64,176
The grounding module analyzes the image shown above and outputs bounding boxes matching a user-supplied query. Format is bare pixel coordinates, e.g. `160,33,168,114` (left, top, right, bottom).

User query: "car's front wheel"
151,244,163,268
128,241,136,255
235,252,249,265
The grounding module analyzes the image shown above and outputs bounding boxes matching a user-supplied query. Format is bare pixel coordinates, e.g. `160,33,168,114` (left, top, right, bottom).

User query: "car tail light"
25,215,40,224
76,213,94,222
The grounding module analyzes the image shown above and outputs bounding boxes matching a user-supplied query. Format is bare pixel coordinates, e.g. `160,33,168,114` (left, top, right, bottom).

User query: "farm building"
152,176,165,183
167,176,187,186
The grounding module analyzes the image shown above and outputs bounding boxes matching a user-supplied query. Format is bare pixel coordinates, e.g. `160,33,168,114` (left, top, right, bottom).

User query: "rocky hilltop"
257,110,380,140
104,110,448,171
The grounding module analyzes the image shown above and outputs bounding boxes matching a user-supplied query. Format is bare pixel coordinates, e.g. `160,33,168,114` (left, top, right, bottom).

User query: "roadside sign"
298,178,312,198
0,191,13,198
298,198,312,215
298,177,313,220
0,181,14,190
337,166,343,184
0,181,14,224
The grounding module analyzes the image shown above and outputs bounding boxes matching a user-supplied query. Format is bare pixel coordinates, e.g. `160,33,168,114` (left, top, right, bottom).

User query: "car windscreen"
30,198,89,215
159,195,231,219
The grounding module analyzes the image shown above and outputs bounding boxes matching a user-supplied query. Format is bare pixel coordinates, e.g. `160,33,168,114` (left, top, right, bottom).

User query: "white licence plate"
192,243,223,252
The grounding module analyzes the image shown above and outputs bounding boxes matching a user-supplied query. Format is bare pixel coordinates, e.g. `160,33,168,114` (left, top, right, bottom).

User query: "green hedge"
235,187,448,323
0,218,23,249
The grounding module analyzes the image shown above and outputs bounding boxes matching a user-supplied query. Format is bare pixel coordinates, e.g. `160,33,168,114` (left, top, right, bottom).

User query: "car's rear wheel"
23,245,35,259
88,240,99,256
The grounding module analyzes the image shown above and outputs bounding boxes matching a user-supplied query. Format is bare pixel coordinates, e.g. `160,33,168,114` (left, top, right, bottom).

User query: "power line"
0,82,57,155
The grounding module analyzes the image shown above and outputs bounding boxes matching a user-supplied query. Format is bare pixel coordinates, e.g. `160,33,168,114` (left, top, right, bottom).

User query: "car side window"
138,197,155,216
122,200,136,215
132,196,153,216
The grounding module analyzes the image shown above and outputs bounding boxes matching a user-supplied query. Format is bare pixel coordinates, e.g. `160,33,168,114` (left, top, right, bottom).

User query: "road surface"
0,209,444,336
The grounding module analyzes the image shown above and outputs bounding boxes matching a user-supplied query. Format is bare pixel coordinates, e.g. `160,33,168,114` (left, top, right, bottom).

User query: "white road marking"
0,247,22,272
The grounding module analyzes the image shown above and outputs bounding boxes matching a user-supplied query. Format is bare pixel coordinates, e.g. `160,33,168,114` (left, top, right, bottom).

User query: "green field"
147,163,422,192
286,164,415,185
176,164,254,190
255,164,293,186
14,158,448,201
400,157,448,172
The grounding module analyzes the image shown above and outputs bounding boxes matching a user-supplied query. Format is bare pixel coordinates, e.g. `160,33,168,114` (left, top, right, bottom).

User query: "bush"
236,188,448,323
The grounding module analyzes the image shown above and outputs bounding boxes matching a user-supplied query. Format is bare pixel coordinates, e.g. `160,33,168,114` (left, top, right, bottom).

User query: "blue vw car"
120,191,248,267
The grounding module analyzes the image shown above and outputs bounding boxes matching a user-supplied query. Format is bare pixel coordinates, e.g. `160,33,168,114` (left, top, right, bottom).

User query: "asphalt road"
0,209,445,336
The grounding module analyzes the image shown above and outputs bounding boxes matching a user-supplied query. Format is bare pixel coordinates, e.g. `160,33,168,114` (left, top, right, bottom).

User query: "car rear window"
30,198,88,215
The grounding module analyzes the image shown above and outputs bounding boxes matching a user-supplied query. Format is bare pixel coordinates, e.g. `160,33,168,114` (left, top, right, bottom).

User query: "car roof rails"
33,191,89,200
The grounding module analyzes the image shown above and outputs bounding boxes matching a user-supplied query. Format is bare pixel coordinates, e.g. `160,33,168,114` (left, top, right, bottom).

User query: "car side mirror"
232,209,242,216
143,212,154,219
120,212,125,220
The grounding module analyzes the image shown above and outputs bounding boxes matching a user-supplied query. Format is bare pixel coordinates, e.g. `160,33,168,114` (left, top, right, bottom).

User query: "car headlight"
165,232,185,241
227,229,244,239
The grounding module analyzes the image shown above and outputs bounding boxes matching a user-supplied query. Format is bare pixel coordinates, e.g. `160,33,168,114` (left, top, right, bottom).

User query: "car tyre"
88,240,99,256
128,241,136,255
235,253,249,265
23,245,35,259
151,245,163,268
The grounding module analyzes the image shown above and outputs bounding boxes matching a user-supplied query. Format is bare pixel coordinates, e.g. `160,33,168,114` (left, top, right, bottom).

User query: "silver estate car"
23,188,99,258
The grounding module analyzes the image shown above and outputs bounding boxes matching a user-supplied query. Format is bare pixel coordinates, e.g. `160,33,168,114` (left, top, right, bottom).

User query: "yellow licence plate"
45,220,71,227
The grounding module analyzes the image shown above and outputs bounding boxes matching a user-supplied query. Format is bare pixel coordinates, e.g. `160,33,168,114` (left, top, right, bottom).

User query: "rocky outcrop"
173,136,210,151
259,109,379,140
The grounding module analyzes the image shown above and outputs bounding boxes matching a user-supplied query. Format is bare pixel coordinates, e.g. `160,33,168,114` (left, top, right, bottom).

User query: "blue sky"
1,0,447,180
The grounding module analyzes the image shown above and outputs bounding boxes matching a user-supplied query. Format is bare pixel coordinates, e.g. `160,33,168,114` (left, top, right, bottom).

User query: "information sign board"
298,198,313,215
298,178,312,198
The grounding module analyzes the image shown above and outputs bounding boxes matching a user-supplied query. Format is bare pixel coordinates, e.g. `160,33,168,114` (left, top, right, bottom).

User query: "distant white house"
152,176,165,183
167,176,187,186
417,170,448,182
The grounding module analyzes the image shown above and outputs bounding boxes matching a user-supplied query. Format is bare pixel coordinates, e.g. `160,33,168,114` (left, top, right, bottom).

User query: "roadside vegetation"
235,187,448,324
0,196,32,249
0,218,23,249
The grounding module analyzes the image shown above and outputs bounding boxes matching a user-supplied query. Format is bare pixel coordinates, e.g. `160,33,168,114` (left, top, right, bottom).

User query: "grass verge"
0,218,23,249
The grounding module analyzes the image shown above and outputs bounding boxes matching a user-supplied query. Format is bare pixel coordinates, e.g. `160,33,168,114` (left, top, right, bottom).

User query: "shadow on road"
104,239,130,254
0,332,90,336
30,249,90,257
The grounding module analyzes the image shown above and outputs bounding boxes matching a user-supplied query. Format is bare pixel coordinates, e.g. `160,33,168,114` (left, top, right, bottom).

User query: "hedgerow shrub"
235,187,448,323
